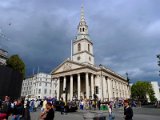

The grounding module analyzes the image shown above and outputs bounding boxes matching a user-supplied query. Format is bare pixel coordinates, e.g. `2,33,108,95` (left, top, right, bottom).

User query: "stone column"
86,73,89,99
57,78,60,100
100,75,104,101
78,74,81,100
70,75,73,101
63,76,66,101
107,78,112,101
103,76,107,101
91,74,94,99
63,76,66,90
106,78,109,101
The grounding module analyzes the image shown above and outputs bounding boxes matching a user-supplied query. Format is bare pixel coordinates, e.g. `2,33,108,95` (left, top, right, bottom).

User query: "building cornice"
73,38,93,45
73,50,94,57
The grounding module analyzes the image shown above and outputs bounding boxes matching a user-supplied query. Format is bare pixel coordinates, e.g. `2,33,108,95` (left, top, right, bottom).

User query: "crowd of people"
0,96,30,120
0,96,134,120
0,96,55,120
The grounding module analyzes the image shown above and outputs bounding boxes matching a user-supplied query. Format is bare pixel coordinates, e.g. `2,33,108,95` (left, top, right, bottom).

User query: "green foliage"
6,55,25,79
131,81,157,103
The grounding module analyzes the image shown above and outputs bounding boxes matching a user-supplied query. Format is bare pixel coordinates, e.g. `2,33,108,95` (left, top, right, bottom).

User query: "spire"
80,5,85,22
75,2,91,41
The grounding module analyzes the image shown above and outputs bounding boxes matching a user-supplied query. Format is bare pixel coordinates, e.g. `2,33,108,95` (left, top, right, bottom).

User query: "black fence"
0,65,23,99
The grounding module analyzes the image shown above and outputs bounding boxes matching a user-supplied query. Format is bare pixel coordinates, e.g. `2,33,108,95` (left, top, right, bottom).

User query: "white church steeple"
72,4,95,65
77,6,89,36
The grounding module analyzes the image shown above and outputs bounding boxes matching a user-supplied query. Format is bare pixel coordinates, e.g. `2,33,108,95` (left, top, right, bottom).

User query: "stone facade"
21,73,52,99
0,49,8,65
51,60,130,101
151,81,160,101
51,6,130,101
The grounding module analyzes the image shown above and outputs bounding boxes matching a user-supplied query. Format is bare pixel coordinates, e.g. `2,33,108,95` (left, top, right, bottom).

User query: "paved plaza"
27,107,160,120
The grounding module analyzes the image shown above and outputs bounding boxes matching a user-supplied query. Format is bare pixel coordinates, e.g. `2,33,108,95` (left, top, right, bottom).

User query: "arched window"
83,28,85,32
88,44,90,52
78,43,81,51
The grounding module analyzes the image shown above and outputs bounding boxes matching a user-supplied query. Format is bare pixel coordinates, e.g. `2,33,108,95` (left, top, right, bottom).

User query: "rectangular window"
95,86,99,94
39,83,41,86
44,89,47,94
38,89,41,94
45,83,47,86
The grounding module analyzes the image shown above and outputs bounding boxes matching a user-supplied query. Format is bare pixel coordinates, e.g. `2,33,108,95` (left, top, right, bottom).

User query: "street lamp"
99,64,104,101
157,54,160,76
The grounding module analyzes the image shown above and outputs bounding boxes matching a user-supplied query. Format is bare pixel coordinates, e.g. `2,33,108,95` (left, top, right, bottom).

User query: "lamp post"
157,54,160,76
99,64,103,101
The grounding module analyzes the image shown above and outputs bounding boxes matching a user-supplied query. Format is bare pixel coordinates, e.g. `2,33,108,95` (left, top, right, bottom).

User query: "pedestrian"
108,102,115,120
11,99,24,120
21,102,31,120
41,99,47,112
40,102,54,120
124,100,133,120
97,99,101,110
79,100,84,110
64,101,67,115
0,96,11,120
34,100,38,112
60,101,64,115
29,100,34,112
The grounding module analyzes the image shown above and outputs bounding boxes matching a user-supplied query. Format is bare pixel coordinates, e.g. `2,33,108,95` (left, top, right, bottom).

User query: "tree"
131,81,157,103
6,55,25,79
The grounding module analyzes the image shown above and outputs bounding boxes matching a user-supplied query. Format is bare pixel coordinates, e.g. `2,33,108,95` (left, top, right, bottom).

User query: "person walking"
108,102,115,120
124,100,133,120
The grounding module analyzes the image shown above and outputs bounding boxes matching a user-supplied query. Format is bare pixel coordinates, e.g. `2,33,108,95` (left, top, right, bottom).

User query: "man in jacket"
124,100,133,120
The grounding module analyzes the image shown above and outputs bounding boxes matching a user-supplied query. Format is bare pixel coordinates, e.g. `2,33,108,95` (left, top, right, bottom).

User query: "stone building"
0,48,8,65
21,73,52,99
151,81,160,101
51,6,130,101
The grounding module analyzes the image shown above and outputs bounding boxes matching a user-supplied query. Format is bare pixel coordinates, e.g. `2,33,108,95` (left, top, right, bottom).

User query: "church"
51,6,130,101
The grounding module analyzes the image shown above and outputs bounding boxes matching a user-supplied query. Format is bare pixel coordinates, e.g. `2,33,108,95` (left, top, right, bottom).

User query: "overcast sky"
0,0,160,83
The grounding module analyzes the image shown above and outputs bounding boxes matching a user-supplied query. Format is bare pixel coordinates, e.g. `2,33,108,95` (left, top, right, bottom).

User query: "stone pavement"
8,107,160,120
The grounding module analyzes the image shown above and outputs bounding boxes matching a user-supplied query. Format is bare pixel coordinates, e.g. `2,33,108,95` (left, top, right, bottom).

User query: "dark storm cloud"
0,0,160,82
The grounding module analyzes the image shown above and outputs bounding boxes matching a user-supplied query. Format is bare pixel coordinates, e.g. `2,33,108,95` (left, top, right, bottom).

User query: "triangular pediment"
51,60,86,74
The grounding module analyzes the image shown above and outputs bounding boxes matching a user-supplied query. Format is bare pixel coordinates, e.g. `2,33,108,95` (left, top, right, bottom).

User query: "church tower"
72,6,95,65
